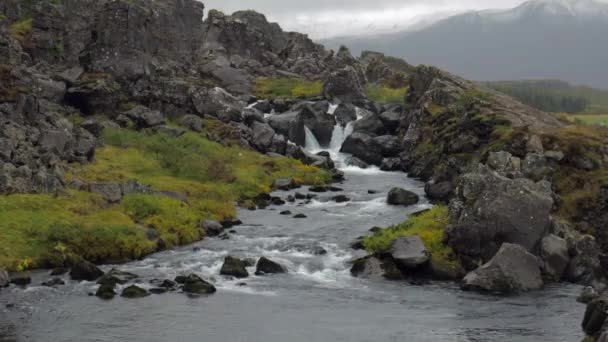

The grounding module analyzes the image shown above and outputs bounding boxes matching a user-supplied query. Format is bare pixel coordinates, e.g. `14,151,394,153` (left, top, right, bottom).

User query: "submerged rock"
255,257,287,275
462,243,543,294
121,285,150,298
387,188,420,206
97,269,138,286
220,256,249,278
41,278,65,287
293,214,307,219
95,281,117,300
332,195,350,203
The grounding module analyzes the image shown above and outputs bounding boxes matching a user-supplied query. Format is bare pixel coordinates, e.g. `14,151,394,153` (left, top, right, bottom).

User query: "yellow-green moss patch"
253,78,323,99
366,84,408,105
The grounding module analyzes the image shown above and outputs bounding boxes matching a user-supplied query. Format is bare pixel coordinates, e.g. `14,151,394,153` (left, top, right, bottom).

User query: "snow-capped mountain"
322,0,608,88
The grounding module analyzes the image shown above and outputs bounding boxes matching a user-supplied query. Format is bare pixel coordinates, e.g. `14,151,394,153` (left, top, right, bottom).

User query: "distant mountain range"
322,0,608,89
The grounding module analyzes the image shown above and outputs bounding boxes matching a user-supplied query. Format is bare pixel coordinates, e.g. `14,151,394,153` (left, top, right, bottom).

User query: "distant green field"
571,114,608,126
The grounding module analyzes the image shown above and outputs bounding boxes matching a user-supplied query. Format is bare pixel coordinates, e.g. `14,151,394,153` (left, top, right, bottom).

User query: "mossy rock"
429,257,465,281
182,274,216,295
219,256,249,278
120,285,150,298
95,282,117,300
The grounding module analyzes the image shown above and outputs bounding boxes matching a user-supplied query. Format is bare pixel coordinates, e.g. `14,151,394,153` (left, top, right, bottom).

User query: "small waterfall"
304,126,322,152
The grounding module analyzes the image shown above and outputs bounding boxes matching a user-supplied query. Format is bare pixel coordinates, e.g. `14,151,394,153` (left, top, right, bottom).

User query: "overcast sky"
201,0,533,39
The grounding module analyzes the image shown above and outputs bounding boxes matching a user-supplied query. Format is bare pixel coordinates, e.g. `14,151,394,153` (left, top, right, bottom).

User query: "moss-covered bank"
0,128,330,271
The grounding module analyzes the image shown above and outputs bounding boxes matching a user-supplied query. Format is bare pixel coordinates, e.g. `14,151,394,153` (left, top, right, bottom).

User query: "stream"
0,109,585,342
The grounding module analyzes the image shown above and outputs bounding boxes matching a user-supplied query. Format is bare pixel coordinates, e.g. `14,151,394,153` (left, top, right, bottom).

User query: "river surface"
0,112,585,342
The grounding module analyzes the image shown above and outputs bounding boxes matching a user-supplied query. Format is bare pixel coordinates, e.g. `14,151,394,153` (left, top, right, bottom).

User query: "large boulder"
447,165,553,261
388,236,430,271
70,260,104,281
220,256,249,278
540,234,569,281
124,106,165,129
387,188,420,206
462,243,543,294
323,66,367,102
582,292,608,337
340,132,383,165
350,256,404,280
333,103,358,126
424,181,454,202
255,257,287,275
379,108,403,134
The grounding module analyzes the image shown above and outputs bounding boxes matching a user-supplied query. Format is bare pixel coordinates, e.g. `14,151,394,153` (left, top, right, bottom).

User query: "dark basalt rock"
182,274,217,295
309,186,328,193
387,188,420,206
70,260,104,281
121,285,150,298
9,272,31,286
341,132,383,165
255,257,287,275
293,214,307,219
41,278,65,287
97,269,138,286
332,195,350,203
220,256,249,278
280,210,292,215
424,181,453,202
95,282,117,300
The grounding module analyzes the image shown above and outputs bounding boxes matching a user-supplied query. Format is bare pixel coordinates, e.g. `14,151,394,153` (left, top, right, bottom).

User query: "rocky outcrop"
323,66,367,102
462,243,543,294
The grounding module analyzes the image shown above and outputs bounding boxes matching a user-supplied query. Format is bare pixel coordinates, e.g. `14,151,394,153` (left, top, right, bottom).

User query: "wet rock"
280,210,292,215
540,234,569,281
204,220,224,237
380,158,402,171
95,281,116,300
271,197,286,206
121,285,150,298
50,268,69,276
388,236,430,271
293,214,307,219
272,178,297,191
334,103,358,126
346,156,369,169
294,193,306,200
332,195,350,203
350,237,366,250
353,113,386,136
182,274,217,295
149,288,168,295
424,181,453,202
0,269,9,288
41,278,65,287
328,186,343,192
312,246,328,256
387,188,420,206
9,272,31,286
97,269,138,286
368,190,379,194
462,243,543,294
379,109,402,134
582,292,608,337
220,256,249,278
350,256,403,280
150,279,177,290
255,257,287,275
287,195,295,203
429,259,465,281
341,132,383,165
579,286,599,304
70,260,104,281
309,186,328,193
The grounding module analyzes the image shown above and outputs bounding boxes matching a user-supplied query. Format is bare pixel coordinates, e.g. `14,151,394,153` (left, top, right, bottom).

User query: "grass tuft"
366,84,407,105
253,78,323,99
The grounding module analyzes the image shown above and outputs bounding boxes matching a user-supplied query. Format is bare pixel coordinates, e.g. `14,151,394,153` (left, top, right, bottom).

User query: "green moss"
0,129,330,271
364,206,460,268
366,85,407,105
253,78,323,99
10,18,32,43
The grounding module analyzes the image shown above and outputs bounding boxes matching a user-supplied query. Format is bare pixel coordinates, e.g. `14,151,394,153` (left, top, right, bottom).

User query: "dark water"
0,167,584,342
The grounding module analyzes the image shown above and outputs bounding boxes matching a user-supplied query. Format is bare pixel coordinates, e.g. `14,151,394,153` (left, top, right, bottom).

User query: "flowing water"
0,109,585,342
